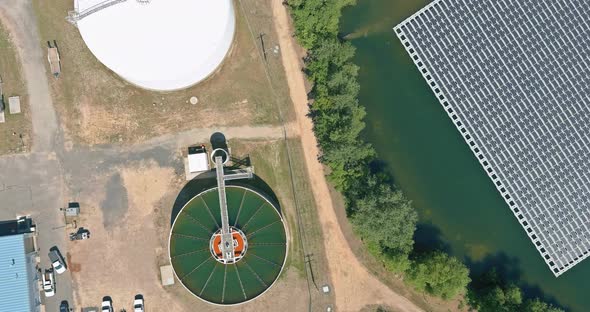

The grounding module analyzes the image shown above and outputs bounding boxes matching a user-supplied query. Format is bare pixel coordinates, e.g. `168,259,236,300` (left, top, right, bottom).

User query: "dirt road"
0,1,72,311
271,2,423,312
0,0,59,153
142,123,298,150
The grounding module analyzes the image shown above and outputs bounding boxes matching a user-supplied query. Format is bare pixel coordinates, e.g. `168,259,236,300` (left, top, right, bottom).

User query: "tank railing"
66,0,128,25
223,168,254,181
215,156,235,262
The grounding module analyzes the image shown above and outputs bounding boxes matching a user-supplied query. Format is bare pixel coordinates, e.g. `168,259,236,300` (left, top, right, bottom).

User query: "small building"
187,145,210,173
9,96,21,114
0,218,40,312
65,202,80,217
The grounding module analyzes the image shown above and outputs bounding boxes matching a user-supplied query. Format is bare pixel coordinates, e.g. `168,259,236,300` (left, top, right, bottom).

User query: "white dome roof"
75,0,235,91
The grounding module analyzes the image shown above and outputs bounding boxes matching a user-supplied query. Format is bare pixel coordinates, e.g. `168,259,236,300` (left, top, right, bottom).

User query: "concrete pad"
8,96,21,114
160,265,174,286
0,110,4,123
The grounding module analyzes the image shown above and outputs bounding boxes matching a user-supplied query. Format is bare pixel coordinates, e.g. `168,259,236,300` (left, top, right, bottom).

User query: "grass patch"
32,0,282,145
227,139,304,272
0,21,30,154
236,0,298,124
228,138,333,310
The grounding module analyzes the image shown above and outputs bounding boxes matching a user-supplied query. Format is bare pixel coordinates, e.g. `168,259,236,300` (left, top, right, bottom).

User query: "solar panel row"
395,0,590,276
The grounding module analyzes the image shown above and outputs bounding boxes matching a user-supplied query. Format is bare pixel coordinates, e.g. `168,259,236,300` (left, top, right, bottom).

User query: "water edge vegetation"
286,1,565,311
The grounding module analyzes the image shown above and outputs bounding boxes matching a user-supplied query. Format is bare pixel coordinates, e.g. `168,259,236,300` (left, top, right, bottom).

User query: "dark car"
59,300,70,312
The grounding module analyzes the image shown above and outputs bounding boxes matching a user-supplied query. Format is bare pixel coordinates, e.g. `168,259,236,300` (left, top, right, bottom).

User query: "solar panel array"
394,0,590,276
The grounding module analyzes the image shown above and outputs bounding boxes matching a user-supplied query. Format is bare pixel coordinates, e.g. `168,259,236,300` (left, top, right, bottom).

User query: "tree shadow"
465,252,569,310
412,222,452,255
465,252,522,287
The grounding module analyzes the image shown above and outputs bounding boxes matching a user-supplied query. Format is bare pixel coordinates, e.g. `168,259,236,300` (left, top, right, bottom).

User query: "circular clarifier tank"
169,186,287,305
75,0,235,91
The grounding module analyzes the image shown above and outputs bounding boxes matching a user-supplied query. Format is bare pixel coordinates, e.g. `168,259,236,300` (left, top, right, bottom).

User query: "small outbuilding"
8,96,21,114
187,145,210,173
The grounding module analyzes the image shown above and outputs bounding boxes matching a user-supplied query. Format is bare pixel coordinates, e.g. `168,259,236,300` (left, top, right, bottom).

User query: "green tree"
407,251,471,300
521,298,564,312
321,142,374,192
467,269,522,312
305,38,356,86
351,178,417,256
365,240,412,273
288,0,356,49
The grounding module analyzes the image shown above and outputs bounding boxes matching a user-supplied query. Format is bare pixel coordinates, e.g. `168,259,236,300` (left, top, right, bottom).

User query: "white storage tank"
73,0,235,91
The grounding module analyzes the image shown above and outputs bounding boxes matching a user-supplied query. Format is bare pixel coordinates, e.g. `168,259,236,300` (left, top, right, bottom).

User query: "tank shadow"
170,173,282,225
170,177,217,225
210,132,228,151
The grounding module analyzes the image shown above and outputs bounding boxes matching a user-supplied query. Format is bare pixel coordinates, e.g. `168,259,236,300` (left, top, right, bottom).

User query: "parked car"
42,269,55,297
59,300,70,312
49,248,67,274
133,295,144,312
101,297,113,312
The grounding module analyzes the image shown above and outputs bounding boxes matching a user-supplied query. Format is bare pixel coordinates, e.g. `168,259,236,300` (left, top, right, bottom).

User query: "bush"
407,251,470,300
288,0,356,49
467,270,563,312
351,176,417,257
522,298,564,312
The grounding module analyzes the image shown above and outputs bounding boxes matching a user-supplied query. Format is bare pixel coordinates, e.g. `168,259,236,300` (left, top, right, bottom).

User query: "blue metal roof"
0,234,34,312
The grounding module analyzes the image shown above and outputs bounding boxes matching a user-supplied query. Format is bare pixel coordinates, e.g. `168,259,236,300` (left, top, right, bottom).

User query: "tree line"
286,0,564,311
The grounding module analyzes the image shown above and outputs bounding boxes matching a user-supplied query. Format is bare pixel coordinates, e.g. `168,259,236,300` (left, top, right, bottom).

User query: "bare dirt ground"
67,161,186,311
1,0,316,311
32,0,283,145
0,14,30,154
67,148,311,312
0,1,59,153
272,2,425,311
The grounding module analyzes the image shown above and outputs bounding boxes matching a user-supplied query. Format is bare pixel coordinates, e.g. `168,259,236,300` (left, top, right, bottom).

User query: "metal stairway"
66,0,129,25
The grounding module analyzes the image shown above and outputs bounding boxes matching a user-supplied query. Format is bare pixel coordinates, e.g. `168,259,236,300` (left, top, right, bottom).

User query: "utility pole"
304,253,319,291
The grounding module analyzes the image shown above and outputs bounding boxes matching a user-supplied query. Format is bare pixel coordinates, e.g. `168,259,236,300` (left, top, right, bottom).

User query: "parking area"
0,153,74,311
65,160,185,311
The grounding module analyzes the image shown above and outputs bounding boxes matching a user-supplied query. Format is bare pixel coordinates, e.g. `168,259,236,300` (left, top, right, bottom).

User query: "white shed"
8,96,21,114
188,153,209,173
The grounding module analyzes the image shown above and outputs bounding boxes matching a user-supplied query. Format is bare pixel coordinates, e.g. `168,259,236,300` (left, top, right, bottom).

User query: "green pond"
340,1,590,311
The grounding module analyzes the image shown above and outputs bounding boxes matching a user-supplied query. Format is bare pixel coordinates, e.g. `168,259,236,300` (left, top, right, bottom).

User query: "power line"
237,1,316,311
